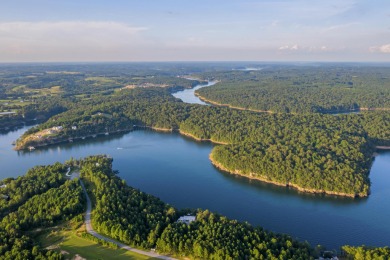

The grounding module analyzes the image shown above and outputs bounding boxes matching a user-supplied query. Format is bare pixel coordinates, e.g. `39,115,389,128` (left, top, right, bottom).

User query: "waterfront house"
177,215,196,225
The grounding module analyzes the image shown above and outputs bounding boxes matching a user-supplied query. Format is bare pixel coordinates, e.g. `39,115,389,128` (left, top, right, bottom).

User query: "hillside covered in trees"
196,65,390,113
0,163,84,259
15,83,390,197
0,63,207,132
2,62,390,259
2,156,389,259
0,156,316,259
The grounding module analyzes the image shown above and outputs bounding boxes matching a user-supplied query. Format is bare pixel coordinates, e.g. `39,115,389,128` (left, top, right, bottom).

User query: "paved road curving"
79,179,177,260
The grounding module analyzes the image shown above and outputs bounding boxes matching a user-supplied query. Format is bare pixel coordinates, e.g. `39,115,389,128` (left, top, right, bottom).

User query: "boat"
28,146,35,151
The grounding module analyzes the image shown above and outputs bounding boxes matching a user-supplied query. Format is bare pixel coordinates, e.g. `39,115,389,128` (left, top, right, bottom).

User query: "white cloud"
369,44,390,53
279,44,332,52
0,21,148,61
278,45,289,50
278,44,300,51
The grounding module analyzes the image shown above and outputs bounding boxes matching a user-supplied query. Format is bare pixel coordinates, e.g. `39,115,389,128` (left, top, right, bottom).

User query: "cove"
1,126,390,250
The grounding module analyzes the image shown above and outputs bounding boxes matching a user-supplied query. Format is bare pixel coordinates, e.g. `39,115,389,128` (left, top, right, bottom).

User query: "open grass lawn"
85,77,117,84
36,228,156,260
9,85,63,97
0,98,32,107
61,232,155,260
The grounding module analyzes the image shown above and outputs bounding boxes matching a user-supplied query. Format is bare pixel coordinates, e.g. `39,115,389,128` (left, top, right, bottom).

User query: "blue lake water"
172,81,217,105
1,126,389,251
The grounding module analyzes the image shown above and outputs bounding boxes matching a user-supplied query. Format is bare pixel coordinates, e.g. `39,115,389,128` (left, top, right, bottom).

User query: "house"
177,215,196,225
0,184,6,188
72,126,77,130
94,112,112,118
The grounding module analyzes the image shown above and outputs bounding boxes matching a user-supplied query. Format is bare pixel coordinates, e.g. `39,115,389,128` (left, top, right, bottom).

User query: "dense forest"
79,155,315,259
15,84,390,197
342,245,390,259
1,63,390,258
0,156,315,259
196,66,390,113
0,164,83,259
0,63,206,131
0,163,67,218
1,156,389,259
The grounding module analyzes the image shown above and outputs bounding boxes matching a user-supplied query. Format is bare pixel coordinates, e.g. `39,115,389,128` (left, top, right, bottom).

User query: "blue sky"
0,0,389,62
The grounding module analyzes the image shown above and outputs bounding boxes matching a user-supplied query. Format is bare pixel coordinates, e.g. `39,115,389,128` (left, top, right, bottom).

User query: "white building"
177,216,196,225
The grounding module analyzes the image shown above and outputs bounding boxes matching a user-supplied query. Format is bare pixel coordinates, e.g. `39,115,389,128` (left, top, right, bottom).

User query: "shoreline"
376,146,390,150
134,125,174,132
15,125,228,150
195,93,390,114
14,128,134,150
178,130,229,145
209,153,363,198
15,125,176,151
195,93,274,113
13,121,374,199
360,107,390,111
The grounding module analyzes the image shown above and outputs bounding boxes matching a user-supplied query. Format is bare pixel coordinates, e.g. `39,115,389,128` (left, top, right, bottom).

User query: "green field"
37,228,156,260
85,77,117,84
9,85,63,97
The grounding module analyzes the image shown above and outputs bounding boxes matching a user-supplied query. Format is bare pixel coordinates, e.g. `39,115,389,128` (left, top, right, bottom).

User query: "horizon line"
1,60,390,65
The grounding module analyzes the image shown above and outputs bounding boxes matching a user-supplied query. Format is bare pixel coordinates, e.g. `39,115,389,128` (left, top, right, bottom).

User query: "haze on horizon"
0,0,389,63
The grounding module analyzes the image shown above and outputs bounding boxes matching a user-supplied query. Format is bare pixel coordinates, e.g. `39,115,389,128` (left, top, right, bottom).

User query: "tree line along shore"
13,86,390,198
1,155,389,259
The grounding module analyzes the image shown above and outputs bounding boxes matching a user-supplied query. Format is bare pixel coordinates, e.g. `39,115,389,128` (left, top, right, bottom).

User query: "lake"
1,125,389,251
172,80,217,105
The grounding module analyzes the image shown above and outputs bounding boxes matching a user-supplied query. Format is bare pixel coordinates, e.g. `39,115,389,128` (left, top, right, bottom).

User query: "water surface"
172,81,217,104
1,126,389,250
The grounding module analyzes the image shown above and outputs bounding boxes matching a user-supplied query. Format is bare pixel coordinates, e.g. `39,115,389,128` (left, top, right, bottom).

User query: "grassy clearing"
85,77,116,84
60,231,155,260
0,99,31,113
36,226,155,260
9,85,63,97
46,71,81,75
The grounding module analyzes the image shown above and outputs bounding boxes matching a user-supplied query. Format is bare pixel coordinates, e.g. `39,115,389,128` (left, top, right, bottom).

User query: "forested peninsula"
196,66,390,114
2,63,388,197
0,156,314,259
14,85,390,197
2,156,389,259
2,63,390,258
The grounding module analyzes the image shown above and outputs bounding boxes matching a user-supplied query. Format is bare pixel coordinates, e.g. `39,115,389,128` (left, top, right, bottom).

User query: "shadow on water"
16,132,130,156
11,126,371,208
2,125,390,249
178,130,368,207
215,166,368,207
